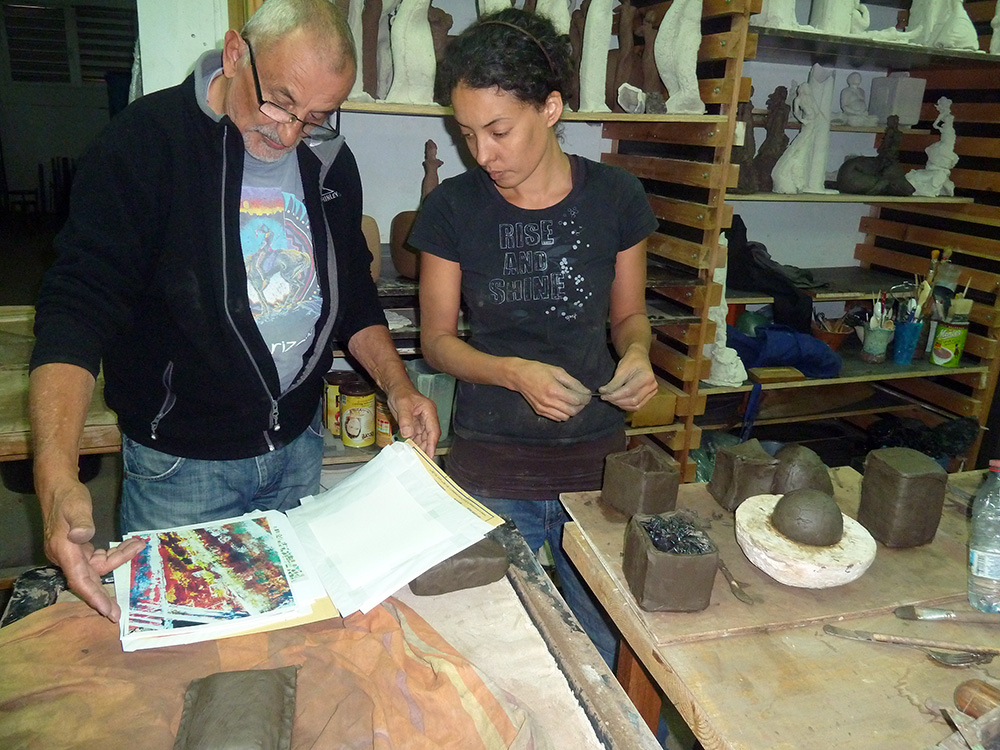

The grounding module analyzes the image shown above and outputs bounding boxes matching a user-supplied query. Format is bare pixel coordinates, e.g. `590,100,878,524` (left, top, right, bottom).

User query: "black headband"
477,20,556,74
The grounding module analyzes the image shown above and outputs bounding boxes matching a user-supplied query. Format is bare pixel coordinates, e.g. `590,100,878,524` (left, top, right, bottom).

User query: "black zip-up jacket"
30,55,386,460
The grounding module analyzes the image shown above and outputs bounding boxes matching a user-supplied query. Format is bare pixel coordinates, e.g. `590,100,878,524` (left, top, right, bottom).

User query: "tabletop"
562,466,999,750
0,306,119,461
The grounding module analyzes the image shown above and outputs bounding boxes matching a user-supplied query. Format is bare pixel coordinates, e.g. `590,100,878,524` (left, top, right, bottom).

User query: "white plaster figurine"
990,3,1000,55
385,0,436,104
906,96,959,197
751,0,807,30
578,0,613,112
478,0,511,15
376,1,403,101
835,72,878,126
655,0,707,115
536,0,572,36
346,0,372,102
771,64,837,194
809,0,857,36
703,262,747,388
992,1,1000,54
901,0,981,51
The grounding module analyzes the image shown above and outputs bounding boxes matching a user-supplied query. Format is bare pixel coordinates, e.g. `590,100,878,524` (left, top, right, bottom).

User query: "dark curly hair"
434,8,574,108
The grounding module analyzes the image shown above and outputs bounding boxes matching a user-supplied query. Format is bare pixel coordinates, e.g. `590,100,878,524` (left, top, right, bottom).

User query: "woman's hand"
597,346,657,412
511,359,592,422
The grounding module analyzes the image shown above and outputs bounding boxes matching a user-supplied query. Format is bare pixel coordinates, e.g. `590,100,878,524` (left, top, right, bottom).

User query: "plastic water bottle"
968,460,1000,613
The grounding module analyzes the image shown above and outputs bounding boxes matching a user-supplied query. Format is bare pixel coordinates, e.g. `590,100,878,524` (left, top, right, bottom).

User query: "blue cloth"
727,324,842,378
119,409,324,534
474,496,619,669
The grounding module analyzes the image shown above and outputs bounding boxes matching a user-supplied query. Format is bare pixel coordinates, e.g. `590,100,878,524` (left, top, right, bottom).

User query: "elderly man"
29,0,439,622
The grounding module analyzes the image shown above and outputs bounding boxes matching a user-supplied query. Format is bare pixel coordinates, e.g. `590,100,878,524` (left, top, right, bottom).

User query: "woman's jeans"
119,410,324,534
476,495,619,669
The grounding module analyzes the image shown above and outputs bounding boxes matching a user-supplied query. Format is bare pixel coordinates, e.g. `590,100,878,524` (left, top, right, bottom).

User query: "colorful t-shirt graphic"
240,186,320,391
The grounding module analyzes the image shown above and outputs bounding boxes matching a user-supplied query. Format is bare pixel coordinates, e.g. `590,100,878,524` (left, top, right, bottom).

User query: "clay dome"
770,488,844,546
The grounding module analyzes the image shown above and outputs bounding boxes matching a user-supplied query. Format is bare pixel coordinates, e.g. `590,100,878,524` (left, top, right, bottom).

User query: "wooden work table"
562,467,998,750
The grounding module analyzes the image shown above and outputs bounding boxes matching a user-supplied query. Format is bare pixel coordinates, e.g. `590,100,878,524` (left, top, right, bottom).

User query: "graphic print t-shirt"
239,155,321,392
409,156,658,444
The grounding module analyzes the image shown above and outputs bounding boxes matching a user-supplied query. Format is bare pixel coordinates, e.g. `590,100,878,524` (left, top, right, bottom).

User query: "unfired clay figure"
732,90,758,193
640,10,660,96
906,96,959,197
655,0,706,115
385,0,436,104
568,0,588,110
836,115,915,196
421,139,443,200
772,65,836,195
836,72,878,126
579,0,613,112
612,1,642,112
536,0,571,35
428,6,453,63
752,85,790,193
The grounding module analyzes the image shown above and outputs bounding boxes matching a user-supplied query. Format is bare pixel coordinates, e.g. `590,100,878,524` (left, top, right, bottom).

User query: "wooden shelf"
340,100,728,124
728,266,916,305
749,25,1000,70
727,193,974,203
749,109,930,134
698,350,987,395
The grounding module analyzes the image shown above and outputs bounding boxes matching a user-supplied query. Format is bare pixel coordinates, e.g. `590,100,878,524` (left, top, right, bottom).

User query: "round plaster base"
735,493,877,588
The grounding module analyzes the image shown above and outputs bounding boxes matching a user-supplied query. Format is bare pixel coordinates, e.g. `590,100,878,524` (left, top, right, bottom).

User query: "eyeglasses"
242,36,338,140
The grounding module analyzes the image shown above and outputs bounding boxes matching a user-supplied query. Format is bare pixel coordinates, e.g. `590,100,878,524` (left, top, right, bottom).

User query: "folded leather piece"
174,666,298,750
409,536,509,596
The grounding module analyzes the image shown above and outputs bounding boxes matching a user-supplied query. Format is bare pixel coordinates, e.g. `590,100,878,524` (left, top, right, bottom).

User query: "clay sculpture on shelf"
836,115,915,196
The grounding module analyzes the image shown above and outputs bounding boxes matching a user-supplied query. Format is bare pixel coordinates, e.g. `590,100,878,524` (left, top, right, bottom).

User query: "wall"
136,0,229,94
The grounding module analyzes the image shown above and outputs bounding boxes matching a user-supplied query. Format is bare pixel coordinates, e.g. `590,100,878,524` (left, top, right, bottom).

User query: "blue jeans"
476,496,619,669
119,409,324,534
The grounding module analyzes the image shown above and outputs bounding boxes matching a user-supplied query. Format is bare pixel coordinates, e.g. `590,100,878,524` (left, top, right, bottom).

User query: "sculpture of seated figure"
837,72,878,126
836,115,915,196
906,97,959,196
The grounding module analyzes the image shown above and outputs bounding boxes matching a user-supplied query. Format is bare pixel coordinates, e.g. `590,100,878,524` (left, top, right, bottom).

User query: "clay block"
623,512,718,612
857,447,947,548
408,536,509,596
772,443,834,496
602,444,680,516
708,438,779,512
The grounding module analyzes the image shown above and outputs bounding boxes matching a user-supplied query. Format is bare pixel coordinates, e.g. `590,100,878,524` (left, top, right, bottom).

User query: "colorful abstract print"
126,517,294,635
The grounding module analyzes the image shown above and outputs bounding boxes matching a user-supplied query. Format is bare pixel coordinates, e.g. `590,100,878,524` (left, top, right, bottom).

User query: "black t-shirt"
410,155,658,447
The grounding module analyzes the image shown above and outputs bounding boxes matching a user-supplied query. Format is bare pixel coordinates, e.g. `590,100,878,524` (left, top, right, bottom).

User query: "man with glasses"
29,0,439,622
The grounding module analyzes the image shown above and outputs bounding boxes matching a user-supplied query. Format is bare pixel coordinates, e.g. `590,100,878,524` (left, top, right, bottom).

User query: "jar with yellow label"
323,372,357,436
340,380,375,447
375,390,395,448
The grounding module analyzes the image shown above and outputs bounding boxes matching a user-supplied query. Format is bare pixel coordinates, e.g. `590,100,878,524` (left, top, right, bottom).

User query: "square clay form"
857,447,947,547
708,438,779,512
623,511,718,612
602,444,680,516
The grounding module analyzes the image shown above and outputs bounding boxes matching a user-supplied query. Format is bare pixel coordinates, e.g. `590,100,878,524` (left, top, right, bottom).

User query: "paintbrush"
895,605,1000,624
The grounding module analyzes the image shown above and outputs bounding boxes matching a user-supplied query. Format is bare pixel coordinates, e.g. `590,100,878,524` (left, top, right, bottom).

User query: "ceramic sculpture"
835,72,878,126
655,0,706,114
771,65,836,195
906,96,959,197
536,0,571,35
385,0,435,104
428,7,453,63
579,0,613,112
640,10,660,98
612,1,642,112
346,0,372,102
836,115,915,196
